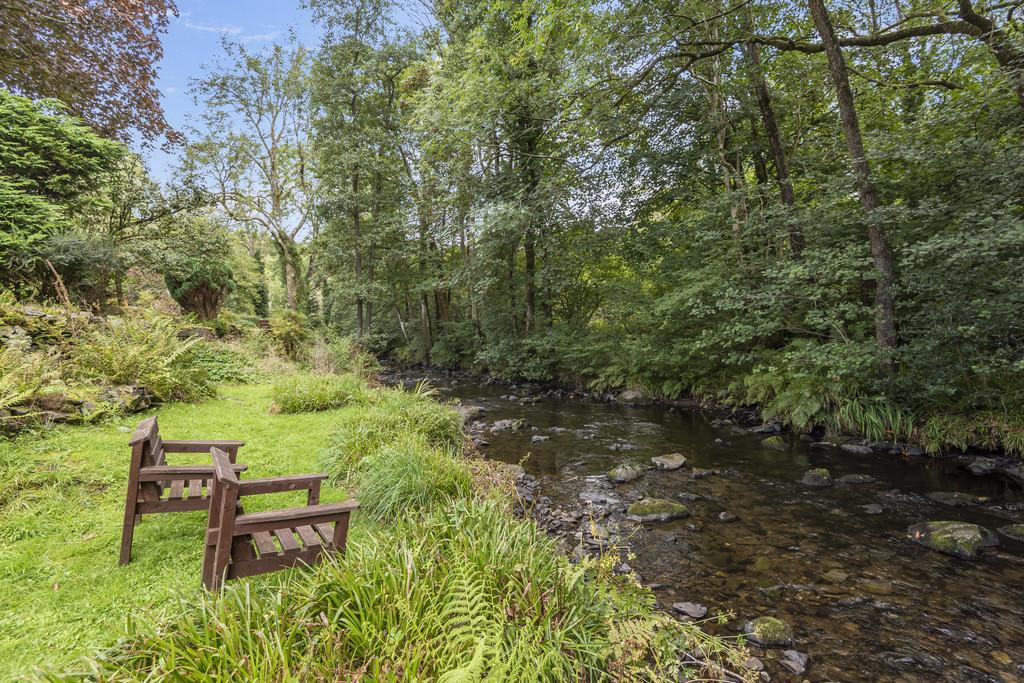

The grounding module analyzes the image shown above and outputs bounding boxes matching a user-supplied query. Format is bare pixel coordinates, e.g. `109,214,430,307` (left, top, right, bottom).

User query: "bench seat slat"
275,529,301,551
251,531,278,556
295,525,321,548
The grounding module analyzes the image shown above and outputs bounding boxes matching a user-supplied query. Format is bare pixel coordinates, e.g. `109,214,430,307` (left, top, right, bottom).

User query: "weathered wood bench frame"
119,416,245,565
202,447,358,590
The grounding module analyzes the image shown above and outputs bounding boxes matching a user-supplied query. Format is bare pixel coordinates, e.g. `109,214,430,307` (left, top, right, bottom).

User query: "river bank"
390,368,1024,682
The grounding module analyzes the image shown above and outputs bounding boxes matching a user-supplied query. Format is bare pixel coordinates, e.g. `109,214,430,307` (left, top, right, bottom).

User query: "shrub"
267,310,310,361
67,500,745,681
354,434,472,521
189,342,263,385
67,315,214,402
0,346,55,414
323,383,465,479
271,373,368,414
328,336,380,378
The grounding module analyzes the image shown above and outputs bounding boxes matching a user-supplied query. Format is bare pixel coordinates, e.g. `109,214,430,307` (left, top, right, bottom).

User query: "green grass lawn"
0,383,357,680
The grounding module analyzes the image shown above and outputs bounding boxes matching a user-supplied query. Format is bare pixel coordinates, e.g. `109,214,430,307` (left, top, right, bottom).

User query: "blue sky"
148,0,320,183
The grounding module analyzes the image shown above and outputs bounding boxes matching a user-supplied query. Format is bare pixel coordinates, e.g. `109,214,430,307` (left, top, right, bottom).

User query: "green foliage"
267,310,311,361
323,383,465,479
0,89,124,283
67,316,215,402
188,342,263,385
271,373,368,414
67,499,733,681
354,433,473,521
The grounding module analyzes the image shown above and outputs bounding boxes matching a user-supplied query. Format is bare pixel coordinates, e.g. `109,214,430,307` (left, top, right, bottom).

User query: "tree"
161,215,235,320
0,89,124,287
187,39,314,312
809,0,897,355
0,0,178,144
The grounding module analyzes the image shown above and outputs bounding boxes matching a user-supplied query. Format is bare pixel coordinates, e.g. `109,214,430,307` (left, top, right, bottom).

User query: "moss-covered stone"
761,435,786,451
626,497,689,522
800,468,832,487
607,463,643,483
742,616,794,647
907,521,998,560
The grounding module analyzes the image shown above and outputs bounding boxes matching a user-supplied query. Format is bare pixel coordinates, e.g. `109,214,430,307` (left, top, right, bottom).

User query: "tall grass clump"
63,500,748,682
271,373,369,414
67,316,215,402
323,382,465,479
354,434,472,521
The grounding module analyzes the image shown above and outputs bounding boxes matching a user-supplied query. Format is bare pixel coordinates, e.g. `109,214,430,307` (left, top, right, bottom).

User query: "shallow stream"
404,374,1024,682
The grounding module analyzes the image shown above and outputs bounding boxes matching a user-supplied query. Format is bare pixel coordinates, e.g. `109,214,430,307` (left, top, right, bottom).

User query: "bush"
271,373,368,414
323,383,465,479
267,310,310,361
189,342,263,385
354,434,472,521
69,500,743,681
67,315,215,402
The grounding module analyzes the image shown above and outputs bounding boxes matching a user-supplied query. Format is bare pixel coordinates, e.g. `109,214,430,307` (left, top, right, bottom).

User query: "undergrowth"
56,500,750,682
271,373,369,414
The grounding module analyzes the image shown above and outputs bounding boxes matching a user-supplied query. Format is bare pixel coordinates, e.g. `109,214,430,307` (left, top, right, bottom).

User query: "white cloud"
164,86,179,94
240,31,280,43
183,20,243,35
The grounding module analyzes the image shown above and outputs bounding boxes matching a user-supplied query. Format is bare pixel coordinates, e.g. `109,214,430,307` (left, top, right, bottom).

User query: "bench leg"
119,488,139,565
332,512,352,553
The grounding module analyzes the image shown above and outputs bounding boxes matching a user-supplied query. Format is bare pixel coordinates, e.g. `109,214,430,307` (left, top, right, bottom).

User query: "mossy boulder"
742,616,794,647
651,452,687,470
907,521,998,560
761,435,786,451
800,468,832,487
607,463,644,483
627,497,689,522
927,491,986,507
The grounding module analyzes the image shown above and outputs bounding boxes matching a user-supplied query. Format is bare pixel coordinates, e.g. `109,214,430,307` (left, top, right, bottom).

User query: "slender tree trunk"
523,231,536,334
743,40,804,254
352,171,364,336
809,0,897,354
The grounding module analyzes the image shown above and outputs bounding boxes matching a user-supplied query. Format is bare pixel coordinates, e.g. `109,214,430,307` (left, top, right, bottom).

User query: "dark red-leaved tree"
0,0,178,145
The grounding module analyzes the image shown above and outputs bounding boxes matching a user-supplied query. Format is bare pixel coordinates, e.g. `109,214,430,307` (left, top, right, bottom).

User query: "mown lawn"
0,382,357,680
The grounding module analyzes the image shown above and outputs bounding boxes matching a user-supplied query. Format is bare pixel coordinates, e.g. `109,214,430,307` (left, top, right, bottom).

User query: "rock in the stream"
780,650,809,675
490,418,525,432
966,457,997,476
840,443,874,455
800,468,833,487
607,462,644,483
860,503,884,515
454,404,484,422
615,389,650,405
627,497,689,522
907,520,999,559
742,616,794,647
838,474,876,485
927,491,986,507
761,435,787,451
672,601,708,619
530,435,550,443
997,524,1024,542
718,511,738,522
651,452,687,470
579,489,620,505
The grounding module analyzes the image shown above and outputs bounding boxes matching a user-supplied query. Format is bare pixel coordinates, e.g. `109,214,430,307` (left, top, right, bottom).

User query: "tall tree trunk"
352,171,364,337
523,230,536,334
809,0,897,355
743,40,803,254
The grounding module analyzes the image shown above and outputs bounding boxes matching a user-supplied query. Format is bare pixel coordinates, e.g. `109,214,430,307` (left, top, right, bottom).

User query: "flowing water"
409,373,1024,682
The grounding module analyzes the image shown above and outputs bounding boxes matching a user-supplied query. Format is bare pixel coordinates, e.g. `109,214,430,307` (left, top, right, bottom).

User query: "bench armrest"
233,501,359,536
139,463,247,481
238,474,328,496
162,439,245,453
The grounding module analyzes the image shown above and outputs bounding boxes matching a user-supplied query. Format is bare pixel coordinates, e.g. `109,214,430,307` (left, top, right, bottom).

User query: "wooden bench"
119,416,246,565
202,447,358,590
